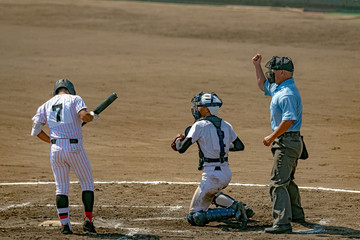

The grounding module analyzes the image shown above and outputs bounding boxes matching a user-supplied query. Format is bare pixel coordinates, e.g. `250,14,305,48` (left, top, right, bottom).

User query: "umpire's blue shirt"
264,78,302,132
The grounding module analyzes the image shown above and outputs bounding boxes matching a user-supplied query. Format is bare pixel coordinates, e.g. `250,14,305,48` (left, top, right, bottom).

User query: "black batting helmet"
53,78,76,96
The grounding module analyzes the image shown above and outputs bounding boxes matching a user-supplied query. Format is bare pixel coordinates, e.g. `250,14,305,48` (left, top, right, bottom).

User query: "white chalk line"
44,204,183,211
0,203,183,212
1,180,360,193
98,216,184,222
0,202,31,211
116,227,193,238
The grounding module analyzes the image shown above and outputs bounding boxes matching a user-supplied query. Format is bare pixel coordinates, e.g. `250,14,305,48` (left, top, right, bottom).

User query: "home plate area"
2,182,360,239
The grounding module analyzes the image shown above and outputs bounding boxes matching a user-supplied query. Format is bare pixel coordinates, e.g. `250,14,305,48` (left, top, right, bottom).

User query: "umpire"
252,54,305,234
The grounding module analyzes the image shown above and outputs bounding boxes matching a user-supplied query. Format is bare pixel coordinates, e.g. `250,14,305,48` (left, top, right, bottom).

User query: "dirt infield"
0,0,360,239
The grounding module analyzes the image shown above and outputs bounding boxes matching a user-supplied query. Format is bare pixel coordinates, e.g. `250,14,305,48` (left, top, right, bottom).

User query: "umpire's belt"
203,157,228,163
51,139,78,144
281,131,300,137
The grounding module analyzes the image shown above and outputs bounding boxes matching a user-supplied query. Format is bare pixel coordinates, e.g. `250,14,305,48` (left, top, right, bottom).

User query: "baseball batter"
31,79,98,234
171,92,254,228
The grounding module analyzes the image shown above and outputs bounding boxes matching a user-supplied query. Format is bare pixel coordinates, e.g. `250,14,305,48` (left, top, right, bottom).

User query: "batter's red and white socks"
57,207,72,229
84,212,93,223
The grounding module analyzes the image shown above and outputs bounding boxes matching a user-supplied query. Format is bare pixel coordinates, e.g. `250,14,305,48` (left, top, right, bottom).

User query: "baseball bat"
82,93,118,126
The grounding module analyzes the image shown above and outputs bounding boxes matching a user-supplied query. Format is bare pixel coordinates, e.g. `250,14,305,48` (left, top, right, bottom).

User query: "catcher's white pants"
50,139,94,195
189,162,232,213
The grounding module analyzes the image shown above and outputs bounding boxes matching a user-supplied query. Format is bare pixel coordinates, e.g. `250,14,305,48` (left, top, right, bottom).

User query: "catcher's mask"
191,92,223,121
53,78,76,96
265,56,294,84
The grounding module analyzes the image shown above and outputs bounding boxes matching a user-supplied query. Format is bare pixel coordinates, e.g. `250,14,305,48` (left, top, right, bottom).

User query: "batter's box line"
0,203,184,212
1,180,360,193
96,216,184,224
95,217,249,237
48,203,184,211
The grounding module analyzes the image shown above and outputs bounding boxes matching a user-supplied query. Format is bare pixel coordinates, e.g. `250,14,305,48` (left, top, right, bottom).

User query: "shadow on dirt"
75,232,163,239
209,219,360,238
294,221,360,239
208,219,270,232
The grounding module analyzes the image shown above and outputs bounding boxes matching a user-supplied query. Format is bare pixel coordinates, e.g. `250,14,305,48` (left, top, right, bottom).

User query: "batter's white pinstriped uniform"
32,94,94,195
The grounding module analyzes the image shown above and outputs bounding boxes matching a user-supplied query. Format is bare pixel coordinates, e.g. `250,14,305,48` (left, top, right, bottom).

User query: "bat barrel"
82,93,118,127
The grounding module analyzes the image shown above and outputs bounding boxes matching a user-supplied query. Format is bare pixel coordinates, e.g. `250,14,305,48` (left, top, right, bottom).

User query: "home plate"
39,220,81,227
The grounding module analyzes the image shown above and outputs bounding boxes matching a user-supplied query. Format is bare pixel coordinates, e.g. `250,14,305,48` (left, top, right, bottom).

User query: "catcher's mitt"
171,133,185,151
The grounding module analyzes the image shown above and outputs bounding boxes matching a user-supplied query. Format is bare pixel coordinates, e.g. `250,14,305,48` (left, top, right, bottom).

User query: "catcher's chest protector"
198,116,226,160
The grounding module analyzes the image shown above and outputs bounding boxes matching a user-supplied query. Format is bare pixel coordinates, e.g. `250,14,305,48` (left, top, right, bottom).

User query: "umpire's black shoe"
60,224,73,235
83,220,96,233
265,224,292,234
291,218,306,223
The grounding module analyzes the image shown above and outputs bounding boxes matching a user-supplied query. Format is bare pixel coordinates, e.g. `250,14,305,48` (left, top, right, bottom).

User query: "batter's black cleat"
60,224,73,235
83,220,96,233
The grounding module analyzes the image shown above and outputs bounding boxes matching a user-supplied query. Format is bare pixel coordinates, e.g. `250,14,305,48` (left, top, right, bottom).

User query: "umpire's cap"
53,78,76,96
265,56,294,72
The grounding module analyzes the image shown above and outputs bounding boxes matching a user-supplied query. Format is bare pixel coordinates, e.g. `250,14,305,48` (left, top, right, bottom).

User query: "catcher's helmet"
191,92,223,120
53,78,76,96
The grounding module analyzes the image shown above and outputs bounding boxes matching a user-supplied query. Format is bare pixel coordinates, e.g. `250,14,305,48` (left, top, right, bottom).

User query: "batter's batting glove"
90,111,99,121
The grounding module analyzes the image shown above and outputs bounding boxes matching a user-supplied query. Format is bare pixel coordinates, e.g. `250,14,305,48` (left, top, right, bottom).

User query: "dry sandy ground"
0,0,360,239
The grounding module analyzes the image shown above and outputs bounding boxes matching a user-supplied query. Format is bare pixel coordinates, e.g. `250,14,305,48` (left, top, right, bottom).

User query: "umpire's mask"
265,56,294,84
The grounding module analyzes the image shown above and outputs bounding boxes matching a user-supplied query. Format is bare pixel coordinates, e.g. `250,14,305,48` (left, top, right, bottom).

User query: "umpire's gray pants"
269,135,305,225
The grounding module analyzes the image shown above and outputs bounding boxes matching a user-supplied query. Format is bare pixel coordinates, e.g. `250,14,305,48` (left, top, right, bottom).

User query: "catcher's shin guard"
213,192,254,219
192,208,236,226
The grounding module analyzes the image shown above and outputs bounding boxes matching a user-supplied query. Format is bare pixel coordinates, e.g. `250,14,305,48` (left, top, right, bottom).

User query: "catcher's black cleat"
60,224,73,235
83,220,96,233
246,207,255,219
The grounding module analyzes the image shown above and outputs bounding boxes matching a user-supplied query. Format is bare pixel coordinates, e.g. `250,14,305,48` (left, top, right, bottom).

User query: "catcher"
171,92,254,228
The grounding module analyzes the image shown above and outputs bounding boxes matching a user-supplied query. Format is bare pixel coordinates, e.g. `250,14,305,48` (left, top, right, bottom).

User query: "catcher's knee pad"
212,192,235,208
